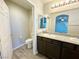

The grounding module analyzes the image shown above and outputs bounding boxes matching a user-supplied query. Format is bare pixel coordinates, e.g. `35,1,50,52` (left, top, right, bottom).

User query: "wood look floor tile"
13,45,47,59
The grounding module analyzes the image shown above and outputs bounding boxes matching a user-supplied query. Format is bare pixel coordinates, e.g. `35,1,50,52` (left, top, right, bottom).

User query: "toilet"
25,38,33,48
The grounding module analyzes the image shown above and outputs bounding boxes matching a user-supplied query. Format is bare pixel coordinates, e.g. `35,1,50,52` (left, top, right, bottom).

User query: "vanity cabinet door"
46,42,61,59
61,42,77,59
37,36,61,59
37,36,46,55
62,47,74,59
73,45,79,59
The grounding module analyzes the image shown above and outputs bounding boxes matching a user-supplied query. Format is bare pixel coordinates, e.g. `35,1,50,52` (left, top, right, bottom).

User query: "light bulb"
71,0,75,1
51,4,55,8
71,0,76,2
55,3,59,7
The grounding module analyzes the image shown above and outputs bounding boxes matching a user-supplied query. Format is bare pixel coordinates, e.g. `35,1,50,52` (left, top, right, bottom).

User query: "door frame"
20,0,37,55
5,0,37,55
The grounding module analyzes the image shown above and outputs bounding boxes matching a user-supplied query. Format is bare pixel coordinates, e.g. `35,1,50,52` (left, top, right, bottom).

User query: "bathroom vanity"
37,33,79,59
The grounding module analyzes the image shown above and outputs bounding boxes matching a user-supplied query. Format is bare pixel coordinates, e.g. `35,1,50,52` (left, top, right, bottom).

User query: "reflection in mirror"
55,15,69,33
40,17,47,28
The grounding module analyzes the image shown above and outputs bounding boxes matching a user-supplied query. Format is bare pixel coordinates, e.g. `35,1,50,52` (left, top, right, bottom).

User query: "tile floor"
12,45,47,59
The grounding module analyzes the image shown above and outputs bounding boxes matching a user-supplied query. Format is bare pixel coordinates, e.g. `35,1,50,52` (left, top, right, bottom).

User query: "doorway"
4,0,35,54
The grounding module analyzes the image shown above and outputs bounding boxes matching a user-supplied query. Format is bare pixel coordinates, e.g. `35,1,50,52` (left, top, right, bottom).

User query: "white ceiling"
41,0,53,4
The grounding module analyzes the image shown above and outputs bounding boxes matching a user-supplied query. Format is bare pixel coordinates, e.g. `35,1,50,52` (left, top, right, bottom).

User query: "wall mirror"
55,15,69,33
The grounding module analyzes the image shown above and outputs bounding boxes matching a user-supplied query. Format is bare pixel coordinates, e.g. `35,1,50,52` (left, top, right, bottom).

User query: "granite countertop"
37,32,79,45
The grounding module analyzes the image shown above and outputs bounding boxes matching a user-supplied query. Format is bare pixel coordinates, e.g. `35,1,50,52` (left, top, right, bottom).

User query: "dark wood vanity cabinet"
46,41,61,59
61,43,79,59
37,36,61,59
37,36,79,59
37,36,46,55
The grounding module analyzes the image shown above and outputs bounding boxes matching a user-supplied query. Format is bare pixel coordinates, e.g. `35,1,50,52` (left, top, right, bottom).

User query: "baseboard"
13,43,26,51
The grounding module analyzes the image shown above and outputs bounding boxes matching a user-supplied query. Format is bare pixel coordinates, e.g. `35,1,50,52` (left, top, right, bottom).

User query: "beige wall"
29,0,43,31
29,0,43,14
28,10,33,38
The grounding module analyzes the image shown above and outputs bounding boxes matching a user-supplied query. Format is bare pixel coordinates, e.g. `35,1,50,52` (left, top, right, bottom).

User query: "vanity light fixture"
55,3,59,7
51,0,79,9
51,4,55,8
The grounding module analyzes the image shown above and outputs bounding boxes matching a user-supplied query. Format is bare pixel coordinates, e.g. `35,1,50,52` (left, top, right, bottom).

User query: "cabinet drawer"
46,39,61,45
38,36,61,45
62,42,75,49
